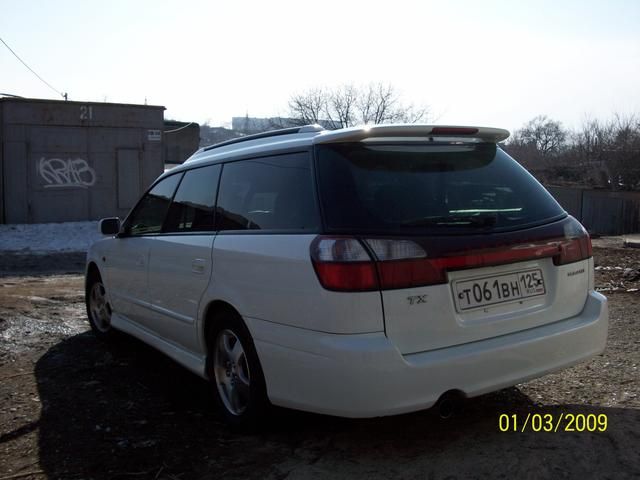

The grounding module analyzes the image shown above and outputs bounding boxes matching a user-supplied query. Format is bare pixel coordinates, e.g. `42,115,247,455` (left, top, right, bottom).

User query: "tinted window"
125,173,182,235
164,165,221,232
316,143,565,234
216,153,319,231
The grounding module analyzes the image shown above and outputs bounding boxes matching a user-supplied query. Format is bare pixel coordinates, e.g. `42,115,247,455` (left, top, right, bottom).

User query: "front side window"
163,165,221,233
124,173,182,235
216,153,319,231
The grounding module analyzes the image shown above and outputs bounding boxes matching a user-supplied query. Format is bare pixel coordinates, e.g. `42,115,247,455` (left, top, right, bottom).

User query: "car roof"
170,124,510,174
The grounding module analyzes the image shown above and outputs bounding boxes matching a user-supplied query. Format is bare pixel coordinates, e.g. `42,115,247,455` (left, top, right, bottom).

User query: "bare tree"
359,83,428,124
359,83,396,124
516,115,567,159
326,84,358,128
567,117,611,186
598,115,640,190
507,114,640,190
559,115,640,189
288,87,327,125
505,115,569,182
288,83,429,128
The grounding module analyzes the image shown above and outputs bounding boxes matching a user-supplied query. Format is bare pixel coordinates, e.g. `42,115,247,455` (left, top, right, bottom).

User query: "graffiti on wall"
38,157,96,189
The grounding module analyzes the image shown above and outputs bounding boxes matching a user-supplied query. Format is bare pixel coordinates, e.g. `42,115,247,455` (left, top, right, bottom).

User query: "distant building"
164,120,200,164
231,116,338,134
231,116,296,134
199,125,243,148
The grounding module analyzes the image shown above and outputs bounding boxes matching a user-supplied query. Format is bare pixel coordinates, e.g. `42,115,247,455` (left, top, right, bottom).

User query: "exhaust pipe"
436,391,463,419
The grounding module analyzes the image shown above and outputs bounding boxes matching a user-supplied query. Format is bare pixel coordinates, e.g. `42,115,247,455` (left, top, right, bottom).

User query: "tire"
85,271,117,340
207,310,269,429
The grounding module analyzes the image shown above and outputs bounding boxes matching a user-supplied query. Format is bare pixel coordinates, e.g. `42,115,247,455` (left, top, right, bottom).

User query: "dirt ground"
0,242,639,480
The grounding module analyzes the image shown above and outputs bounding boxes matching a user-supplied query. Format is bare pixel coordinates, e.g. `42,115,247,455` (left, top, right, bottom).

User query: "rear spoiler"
313,125,510,144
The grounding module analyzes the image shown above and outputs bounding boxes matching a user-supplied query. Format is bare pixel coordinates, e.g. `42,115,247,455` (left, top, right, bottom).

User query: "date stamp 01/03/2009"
498,413,608,433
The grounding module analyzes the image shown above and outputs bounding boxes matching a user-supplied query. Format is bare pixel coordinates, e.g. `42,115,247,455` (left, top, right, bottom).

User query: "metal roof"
0,96,165,109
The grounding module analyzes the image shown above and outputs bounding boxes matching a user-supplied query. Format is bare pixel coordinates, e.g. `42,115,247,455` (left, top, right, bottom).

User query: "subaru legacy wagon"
86,124,608,426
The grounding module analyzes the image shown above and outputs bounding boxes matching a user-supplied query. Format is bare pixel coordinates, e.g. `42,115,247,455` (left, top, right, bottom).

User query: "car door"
105,173,182,328
146,164,221,352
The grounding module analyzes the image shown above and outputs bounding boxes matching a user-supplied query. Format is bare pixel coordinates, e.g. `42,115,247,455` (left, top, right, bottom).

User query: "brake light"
430,127,479,136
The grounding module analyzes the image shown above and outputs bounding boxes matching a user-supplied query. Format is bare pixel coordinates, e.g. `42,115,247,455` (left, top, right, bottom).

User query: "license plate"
453,269,546,311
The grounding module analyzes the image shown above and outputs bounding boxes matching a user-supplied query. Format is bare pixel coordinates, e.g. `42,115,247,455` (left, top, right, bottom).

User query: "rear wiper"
401,214,497,228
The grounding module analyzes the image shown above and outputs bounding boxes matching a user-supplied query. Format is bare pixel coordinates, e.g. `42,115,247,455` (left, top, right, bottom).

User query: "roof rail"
203,124,325,152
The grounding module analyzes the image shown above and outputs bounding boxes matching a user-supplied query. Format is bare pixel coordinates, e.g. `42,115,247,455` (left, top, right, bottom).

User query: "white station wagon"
86,124,608,426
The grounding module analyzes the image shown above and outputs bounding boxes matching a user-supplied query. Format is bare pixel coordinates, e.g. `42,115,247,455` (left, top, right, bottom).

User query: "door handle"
192,258,206,274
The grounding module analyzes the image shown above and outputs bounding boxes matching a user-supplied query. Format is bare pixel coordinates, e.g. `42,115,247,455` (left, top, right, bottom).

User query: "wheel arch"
85,261,102,291
200,299,269,385
201,298,271,424
201,300,243,375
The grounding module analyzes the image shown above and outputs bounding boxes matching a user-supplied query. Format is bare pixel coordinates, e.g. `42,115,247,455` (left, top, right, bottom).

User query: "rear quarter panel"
199,234,385,348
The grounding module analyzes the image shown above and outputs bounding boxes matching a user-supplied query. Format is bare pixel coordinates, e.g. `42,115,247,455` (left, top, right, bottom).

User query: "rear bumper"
246,291,608,418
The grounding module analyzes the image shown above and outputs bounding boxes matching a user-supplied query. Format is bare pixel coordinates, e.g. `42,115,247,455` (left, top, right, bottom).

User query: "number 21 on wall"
80,105,93,120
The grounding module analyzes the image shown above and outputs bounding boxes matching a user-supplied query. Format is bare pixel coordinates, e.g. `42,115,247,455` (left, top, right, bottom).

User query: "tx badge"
407,295,428,305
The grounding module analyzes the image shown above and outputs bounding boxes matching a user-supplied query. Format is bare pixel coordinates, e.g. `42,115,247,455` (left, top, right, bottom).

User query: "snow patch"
0,221,106,254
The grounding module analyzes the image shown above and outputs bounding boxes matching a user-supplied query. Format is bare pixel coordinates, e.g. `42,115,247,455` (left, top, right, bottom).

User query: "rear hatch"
313,138,592,354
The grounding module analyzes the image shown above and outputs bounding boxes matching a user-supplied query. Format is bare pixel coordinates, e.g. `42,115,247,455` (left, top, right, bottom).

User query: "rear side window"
216,153,319,231
316,143,565,234
163,165,221,232
125,173,182,235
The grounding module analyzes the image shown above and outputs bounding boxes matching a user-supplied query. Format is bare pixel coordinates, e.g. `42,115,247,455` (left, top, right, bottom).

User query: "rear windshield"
315,142,565,234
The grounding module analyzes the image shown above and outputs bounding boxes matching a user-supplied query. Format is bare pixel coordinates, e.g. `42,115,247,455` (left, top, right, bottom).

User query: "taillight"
311,217,592,292
376,259,445,289
365,239,441,289
310,237,378,291
553,218,592,265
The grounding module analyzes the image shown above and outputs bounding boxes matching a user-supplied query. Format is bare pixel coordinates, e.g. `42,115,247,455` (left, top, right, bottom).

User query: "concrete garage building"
0,98,165,224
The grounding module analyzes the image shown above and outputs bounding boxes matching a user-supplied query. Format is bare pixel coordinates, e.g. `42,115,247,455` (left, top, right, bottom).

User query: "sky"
1,0,639,132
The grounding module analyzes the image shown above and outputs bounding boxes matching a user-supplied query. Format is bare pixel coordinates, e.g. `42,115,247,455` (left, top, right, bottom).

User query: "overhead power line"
0,36,66,100
165,122,198,134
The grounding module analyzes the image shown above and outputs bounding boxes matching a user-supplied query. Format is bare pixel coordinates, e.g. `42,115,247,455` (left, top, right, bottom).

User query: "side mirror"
99,217,121,235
